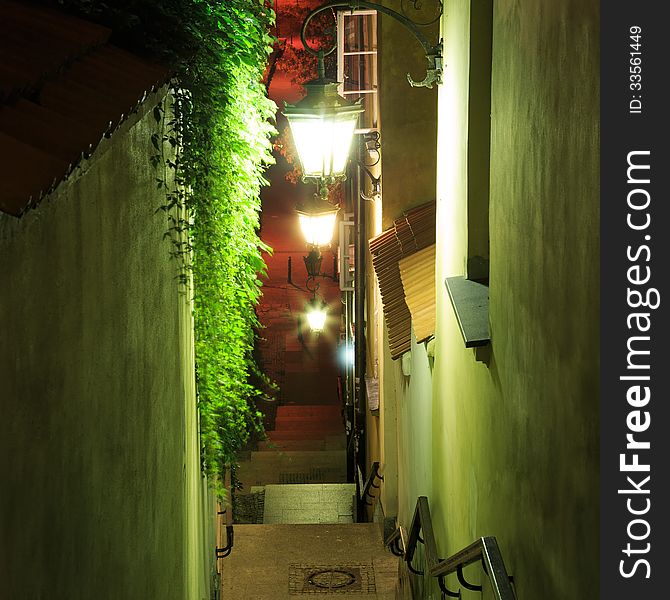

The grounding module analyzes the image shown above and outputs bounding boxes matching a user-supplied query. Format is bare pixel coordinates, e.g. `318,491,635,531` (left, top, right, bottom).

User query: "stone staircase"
222,404,404,599
236,403,347,492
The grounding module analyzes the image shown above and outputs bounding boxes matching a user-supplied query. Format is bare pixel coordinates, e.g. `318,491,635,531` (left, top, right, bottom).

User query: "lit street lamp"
283,63,364,184
296,194,340,247
284,1,442,188
302,259,329,334
305,296,328,333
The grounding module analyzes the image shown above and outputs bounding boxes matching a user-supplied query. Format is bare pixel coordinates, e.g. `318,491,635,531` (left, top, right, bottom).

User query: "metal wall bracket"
300,1,444,89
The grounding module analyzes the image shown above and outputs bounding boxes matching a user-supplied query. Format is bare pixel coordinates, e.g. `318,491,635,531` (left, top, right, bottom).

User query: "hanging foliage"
59,0,278,490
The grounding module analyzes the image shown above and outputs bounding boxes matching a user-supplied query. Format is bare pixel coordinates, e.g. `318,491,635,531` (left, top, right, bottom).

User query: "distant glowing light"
337,342,355,367
306,299,328,332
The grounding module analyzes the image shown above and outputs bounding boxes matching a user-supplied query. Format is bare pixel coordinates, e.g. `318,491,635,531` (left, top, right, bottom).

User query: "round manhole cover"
307,568,357,590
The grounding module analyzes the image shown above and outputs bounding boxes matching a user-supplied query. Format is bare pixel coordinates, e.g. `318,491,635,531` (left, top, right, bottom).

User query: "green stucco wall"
0,97,212,599
394,333,434,527
374,0,441,522
392,0,599,598
377,0,439,229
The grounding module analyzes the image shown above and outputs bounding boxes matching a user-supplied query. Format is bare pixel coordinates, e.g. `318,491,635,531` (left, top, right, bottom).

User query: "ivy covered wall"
60,0,279,484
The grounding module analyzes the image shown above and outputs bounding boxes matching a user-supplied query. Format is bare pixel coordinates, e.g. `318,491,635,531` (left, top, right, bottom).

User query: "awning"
369,202,436,359
399,244,436,344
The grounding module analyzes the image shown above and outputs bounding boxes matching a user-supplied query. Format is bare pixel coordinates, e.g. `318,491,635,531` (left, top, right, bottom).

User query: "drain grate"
288,563,376,595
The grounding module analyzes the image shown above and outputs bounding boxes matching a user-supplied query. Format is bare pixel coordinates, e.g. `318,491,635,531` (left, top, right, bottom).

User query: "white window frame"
336,9,378,133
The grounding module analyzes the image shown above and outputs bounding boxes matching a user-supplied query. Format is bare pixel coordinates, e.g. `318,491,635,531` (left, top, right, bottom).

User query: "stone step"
276,405,342,418
272,419,343,432
267,430,346,441
257,437,346,451
262,483,356,525
257,440,325,451
250,448,344,462
274,411,342,421
279,409,333,418
250,449,345,462
235,460,347,488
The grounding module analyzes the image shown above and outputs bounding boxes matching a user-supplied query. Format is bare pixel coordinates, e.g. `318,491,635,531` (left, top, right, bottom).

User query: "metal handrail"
385,496,517,600
215,467,234,559
360,461,384,507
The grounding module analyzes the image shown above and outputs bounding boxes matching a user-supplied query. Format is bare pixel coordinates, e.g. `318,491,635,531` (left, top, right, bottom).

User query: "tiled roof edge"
19,82,172,217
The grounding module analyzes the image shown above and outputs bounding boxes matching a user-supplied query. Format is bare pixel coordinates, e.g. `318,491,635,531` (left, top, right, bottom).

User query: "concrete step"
263,483,356,524
267,430,346,441
257,437,346,451
274,412,342,422
235,460,347,488
275,405,342,418
250,449,345,462
272,419,343,432
274,411,341,421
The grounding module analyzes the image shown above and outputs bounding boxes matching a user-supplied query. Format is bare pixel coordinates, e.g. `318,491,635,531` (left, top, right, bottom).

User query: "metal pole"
345,289,355,485
354,140,367,520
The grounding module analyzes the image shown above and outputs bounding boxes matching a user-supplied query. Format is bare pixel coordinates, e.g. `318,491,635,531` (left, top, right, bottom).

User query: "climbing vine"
59,0,278,490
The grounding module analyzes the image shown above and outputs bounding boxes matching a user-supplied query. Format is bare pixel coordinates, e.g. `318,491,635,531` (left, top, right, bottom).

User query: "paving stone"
220,524,398,599
263,483,355,525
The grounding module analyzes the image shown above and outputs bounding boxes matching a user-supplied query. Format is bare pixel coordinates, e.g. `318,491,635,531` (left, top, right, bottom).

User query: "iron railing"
386,496,517,599
360,461,384,509
216,467,234,559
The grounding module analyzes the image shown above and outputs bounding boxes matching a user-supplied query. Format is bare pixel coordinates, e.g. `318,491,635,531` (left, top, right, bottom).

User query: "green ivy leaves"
62,0,278,489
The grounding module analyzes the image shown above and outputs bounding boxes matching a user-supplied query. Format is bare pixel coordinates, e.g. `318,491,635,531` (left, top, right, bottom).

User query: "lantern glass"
284,80,364,181
298,211,338,247
306,302,328,332
288,115,359,179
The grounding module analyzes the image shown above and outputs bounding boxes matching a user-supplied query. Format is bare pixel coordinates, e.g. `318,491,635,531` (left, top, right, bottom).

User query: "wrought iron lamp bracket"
306,275,321,295
357,162,381,201
300,0,444,89
357,131,382,201
361,130,381,167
